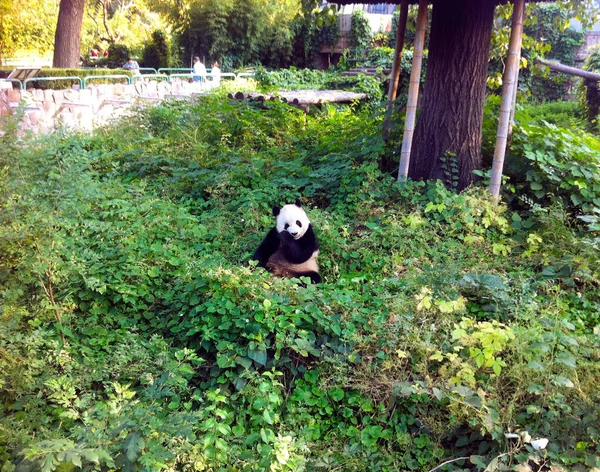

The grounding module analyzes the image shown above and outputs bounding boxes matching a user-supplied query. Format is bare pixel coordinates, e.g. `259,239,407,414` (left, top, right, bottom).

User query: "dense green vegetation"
254,68,384,102
1,91,599,471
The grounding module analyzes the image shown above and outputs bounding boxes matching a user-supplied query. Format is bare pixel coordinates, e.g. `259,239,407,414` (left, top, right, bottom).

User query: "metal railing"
23,76,83,90
82,74,131,88
2,71,253,93
168,73,199,82
131,74,169,83
0,78,24,90
139,68,158,74
158,68,192,75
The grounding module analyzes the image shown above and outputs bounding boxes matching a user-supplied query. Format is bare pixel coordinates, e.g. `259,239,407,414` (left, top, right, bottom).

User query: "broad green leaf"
263,409,274,425
330,387,344,401
556,351,576,368
248,348,267,366
236,356,253,369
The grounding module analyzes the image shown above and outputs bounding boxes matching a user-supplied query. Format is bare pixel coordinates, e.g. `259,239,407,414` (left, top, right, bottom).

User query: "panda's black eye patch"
296,220,302,227
284,223,290,229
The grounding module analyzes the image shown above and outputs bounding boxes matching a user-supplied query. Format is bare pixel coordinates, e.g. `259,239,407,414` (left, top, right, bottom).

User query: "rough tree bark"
409,0,496,191
52,0,86,68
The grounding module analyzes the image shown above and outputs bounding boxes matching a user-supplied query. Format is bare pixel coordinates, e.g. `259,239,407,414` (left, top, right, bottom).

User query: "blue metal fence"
23,76,84,90
2,71,255,91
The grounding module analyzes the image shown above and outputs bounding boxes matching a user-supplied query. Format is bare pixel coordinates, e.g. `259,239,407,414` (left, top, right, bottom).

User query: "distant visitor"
193,56,206,82
123,57,140,75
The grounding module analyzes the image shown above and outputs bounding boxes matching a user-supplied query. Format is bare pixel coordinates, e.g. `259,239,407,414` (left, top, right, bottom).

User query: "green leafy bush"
362,46,395,69
1,96,599,471
517,100,586,130
482,97,599,214
254,67,384,101
142,30,172,70
508,121,600,212
524,4,585,103
349,10,372,50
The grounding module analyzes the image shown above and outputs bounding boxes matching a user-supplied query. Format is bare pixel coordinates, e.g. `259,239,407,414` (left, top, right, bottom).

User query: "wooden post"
397,0,428,182
489,0,525,203
382,0,409,140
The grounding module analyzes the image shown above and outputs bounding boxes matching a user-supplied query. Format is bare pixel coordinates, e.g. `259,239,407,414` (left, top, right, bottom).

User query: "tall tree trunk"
52,0,86,68
409,0,495,191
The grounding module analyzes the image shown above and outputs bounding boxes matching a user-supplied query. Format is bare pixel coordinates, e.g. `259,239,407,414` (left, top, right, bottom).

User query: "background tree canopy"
0,0,57,64
179,0,300,70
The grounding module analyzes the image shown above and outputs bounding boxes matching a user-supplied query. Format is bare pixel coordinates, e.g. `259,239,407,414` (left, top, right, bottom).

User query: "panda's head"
273,199,310,240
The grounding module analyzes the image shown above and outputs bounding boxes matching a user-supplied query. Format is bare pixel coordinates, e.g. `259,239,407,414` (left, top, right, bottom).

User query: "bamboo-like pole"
397,0,428,181
489,0,525,203
507,48,521,140
383,0,409,140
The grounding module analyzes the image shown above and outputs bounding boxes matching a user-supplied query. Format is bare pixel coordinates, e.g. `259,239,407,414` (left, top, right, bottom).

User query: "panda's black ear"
295,198,302,207
272,205,280,217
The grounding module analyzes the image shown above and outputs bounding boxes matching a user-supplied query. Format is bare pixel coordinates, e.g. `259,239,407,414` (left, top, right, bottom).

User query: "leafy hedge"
254,67,384,101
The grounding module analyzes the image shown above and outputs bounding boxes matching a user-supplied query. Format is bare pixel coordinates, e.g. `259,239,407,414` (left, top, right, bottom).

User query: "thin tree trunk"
52,0,86,68
409,0,495,191
382,0,409,141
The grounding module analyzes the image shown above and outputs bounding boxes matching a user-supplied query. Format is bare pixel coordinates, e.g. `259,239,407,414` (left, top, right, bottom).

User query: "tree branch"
428,457,470,472
102,0,116,42
536,58,600,81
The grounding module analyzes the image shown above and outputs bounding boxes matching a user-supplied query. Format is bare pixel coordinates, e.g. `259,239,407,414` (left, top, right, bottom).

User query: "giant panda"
252,199,321,284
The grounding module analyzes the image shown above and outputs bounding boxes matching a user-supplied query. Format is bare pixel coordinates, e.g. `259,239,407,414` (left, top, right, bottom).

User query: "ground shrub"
518,100,586,129
482,97,599,214
1,96,599,471
508,121,600,213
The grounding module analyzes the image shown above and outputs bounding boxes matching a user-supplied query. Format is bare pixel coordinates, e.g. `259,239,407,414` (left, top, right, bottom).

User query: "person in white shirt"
211,61,221,87
123,57,141,76
192,56,206,83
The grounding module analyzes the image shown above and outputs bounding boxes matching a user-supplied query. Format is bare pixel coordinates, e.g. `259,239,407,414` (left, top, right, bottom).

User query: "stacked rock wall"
0,79,205,135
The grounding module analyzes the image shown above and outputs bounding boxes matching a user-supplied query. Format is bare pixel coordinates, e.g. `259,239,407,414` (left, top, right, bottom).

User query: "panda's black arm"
279,225,319,264
252,227,280,268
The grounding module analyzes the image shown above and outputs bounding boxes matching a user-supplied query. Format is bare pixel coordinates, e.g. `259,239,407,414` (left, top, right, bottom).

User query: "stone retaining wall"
0,79,208,135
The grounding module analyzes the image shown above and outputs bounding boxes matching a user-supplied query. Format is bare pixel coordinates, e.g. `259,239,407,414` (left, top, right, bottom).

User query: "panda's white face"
276,203,310,240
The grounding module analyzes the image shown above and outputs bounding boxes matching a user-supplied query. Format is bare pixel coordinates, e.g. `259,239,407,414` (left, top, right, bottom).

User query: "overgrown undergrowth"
1,96,599,472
